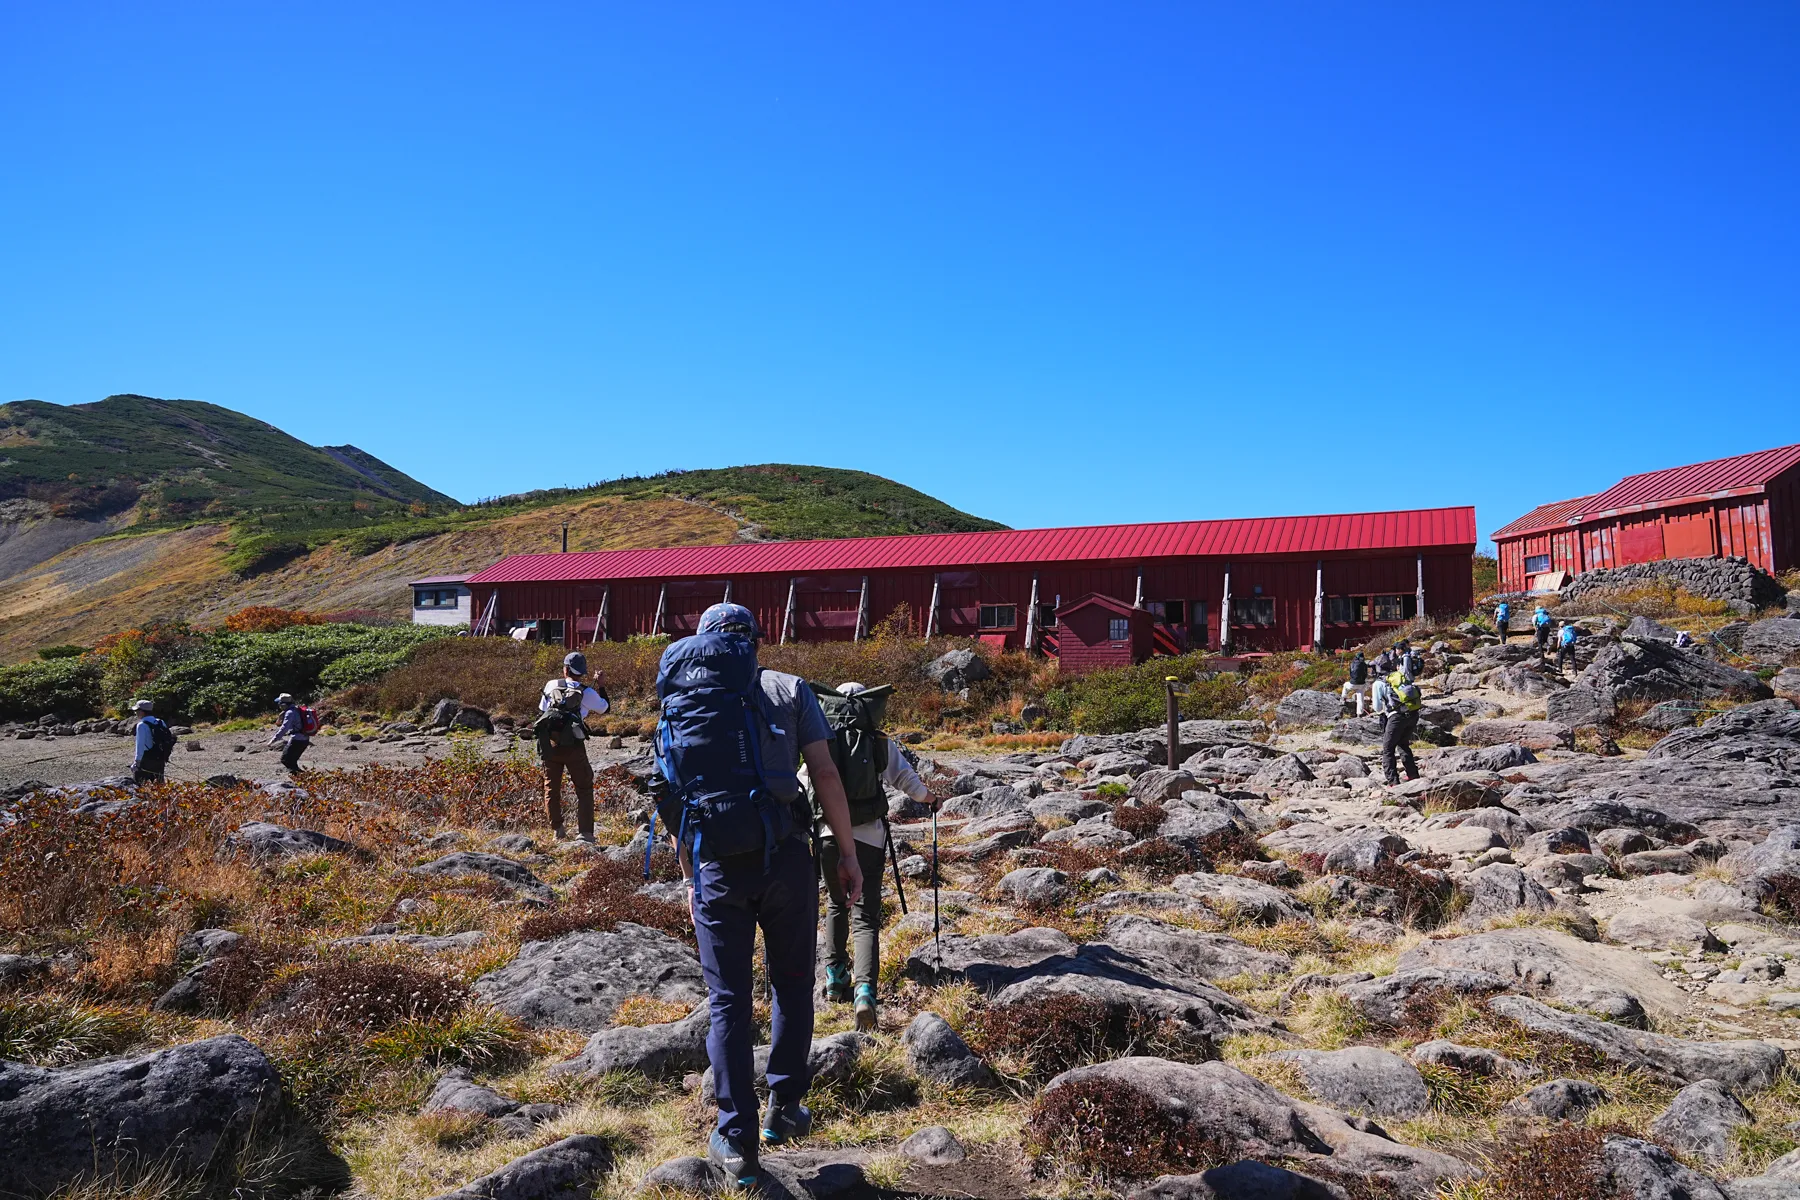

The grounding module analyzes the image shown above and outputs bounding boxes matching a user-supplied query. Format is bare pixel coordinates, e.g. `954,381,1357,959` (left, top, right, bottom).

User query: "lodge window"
1036,603,1058,630
1524,554,1552,574
1230,597,1275,626
1372,595,1416,623
1147,599,1187,625
1108,617,1131,641
1326,596,1354,624
536,619,567,644
414,588,460,608
978,604,1016,630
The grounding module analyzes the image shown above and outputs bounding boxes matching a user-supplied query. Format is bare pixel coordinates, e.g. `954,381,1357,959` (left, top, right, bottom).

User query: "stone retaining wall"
1558,557,1786,612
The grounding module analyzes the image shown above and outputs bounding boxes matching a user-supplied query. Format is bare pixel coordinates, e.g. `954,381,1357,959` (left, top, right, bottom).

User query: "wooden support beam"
854,575,870,642
1024,574,1040,655
1313,560,1324,650
782,578,798,645
652,584,666,636
925,573,941,638
1220,567,1232,655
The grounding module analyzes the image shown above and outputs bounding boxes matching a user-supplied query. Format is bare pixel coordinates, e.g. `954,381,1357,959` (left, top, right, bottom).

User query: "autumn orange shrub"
222,605,322,633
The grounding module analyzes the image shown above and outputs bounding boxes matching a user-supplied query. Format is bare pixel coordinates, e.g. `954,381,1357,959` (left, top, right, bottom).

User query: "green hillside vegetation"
0,395,454,520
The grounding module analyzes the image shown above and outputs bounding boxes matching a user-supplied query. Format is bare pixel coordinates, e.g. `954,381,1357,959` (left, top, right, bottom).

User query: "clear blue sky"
5,4,1798,548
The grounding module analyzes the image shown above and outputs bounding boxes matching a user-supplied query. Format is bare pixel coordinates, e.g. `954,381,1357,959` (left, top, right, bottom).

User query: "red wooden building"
464,506,1476,661
1492,444,1800,593
1055,593,1153,673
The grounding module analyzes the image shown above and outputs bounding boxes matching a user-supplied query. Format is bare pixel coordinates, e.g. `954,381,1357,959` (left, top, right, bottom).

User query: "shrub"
1117,837,1198,879
0,997,152,1065
1483,1125,1609,1200
364,1007,532,1067
1111,803,1167,839
36,644,87,660
1761,874,1800,922
284,960,468,1032
137,624,449,719
972,992,1195,1077
1094,780,1129,798
223,605,322,633
1028,1075,1226,1179
319,648,413,691
519,850,691,944
0,655,102,719
1042,654,1249,733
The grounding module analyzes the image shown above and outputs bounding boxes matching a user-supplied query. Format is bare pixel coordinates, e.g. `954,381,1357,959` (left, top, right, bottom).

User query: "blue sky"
4,4,1797,548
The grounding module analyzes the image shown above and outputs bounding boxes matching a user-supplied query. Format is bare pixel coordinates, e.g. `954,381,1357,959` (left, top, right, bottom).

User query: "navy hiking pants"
691,834,819,1143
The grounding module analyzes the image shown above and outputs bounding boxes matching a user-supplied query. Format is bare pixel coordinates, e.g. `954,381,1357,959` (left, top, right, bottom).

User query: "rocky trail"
6,616,1800,1200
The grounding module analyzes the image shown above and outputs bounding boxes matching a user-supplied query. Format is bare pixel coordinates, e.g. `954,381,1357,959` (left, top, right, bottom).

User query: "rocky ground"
6,611,1800,1200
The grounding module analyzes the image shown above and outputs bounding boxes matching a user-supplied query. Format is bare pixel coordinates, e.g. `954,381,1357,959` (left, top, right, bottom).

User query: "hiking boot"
853,983,877,1032
760,1097,812,1147
708,1129,758,1185
824,965,852,1004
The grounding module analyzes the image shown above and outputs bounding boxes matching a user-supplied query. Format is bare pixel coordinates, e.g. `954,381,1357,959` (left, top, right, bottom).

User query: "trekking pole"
884,818,908,916
930,804,941,970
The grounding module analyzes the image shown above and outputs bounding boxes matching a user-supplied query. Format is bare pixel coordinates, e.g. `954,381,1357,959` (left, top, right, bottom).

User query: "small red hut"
1055,593,1152,674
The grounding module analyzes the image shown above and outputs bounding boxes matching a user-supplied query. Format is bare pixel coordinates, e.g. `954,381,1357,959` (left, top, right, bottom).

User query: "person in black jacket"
1340,651,1372,716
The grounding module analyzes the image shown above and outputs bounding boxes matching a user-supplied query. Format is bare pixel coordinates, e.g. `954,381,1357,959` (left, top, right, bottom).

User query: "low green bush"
1041,653,1248,733
318,648,414,691
0,656,103,720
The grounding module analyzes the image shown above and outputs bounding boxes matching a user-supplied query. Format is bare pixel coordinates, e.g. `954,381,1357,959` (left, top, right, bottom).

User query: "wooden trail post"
1165,676,1181,768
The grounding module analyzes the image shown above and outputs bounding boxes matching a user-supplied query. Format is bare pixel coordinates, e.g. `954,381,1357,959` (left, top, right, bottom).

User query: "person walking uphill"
651,603,863,1186
1341,651,1371,717
1380,668,1424,786
1556,620,1580,675
1495,600,1511,644
1532,604,1554,659
269,694,316,774
130,699,175,783
806,681,931,1033
536,652,609,842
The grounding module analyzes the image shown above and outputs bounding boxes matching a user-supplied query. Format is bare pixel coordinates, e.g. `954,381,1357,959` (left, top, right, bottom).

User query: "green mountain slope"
494,465,1008,541
0,394,454,519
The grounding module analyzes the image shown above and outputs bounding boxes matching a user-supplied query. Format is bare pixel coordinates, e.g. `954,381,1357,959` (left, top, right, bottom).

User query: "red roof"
408,574,472,586
1581,443,1800,517
1490,495,1596,542
466,506,1476,585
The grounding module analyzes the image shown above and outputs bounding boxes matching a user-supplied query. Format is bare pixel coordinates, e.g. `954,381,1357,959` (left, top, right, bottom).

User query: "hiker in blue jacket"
1532,605,1554,659
130,699,173,783
1556,620,1580,675
1495,600,1511,643
658,603,863,1185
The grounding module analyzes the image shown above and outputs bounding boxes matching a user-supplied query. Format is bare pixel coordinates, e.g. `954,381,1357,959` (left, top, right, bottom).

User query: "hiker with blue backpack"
805,681,932,1034
130,698,175,783
649,603,863,1185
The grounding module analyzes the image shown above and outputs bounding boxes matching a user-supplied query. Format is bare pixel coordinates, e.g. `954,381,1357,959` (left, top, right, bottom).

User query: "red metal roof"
408,574,472,586
1490,495,1596,542
466,506,1477,586
1580,443,1800,518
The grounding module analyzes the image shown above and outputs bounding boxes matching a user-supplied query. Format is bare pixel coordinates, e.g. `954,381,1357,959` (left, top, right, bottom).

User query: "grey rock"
424,1134,613,1200
1621,848,1700,876
1601,1136,1729,1200
1518,826,1595,861
962,809,1037,839
1335,968,1509,1027
1459,719,1574,751
1581,637,1772,705
699,1032,864,1104
1547,686,1616,728
996,867,1072,907
1129,1161,1343,1200
1276,690,1344,729
1410,1040,1534,1078
0,1035,289,1197
905,927,1078,991
639,1157,717,1195
490,833,536,854
1027,792,1111,823
472,925,706,1033
1595,827,1656,855
1131,768,1203,802
226,821,358,858
1250,754,1317,786
330,931,491,953
901,1012,994,1087
0,953,52,988
1399,927,1686,1024
1102,915,1293,982
1462,863,1559,923
1170,871,1314,925
412,851,554,902
1392,772,1506,813
927,649,990,691
1487,994,1786,1090
899,1126,966,1166
1265,1047,1429,1117
1488,665,1567,699
177,928,244,962
1743,619,1800,666
555,1005,710,1079
1650,1080,1755,1163
1638,702,1703,731
429,698,462,727
1504,1077,1609,1121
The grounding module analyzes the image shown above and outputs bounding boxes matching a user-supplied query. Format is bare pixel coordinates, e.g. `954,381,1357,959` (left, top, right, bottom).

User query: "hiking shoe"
853,983,877,1032
824,965,852,1004
760,1097,812,1147
708,1129,758,1185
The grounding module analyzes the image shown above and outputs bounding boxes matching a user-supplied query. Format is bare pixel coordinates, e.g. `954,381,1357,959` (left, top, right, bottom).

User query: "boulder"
1503,1077,1609,1121
1486,995,1785,1090
1605,910,1718,954
411,852,554,902
1772,669,1800,702
699,1033,864,1104
1547,686,1615,728
1415,826,1506,858
962,808,1037,839
1649,1080,1754,1164
1459,720,1574,751
1517,827,1595,861
1390,772,1505,812
899,1126,966,1166
429,698,462,728
901,1013,994,1087
424,1135,613,1200
330,931,490,954
1398,927,1686,1024
1580,637,1772,704
0,953,52,989
1409,1040,1533,1078
1444,806,1538,847
1101,915,1293,982
1620,848,1700,876
1083,751,1155,779
997,867,1072,907
225,821,359,858
1170,872,1314,925
1276,690,1344,729
423,1069,562,1136
1488,665,1566,699
1129,1161,1343,1200
1601,1136,1728,1200
472,925,706,1033
1637,702,1702,732
1027,792,1111,823
1335,968,1509,1027
1131,769,1203,802
927,649,990,691
1264,1047,1428,1117
0,1035,296,1197
1461,863,1558,923
449,706,494,734
554,1005,710,1079
1742,618,1800,666
904,927,1078,990
1249,754,1316,787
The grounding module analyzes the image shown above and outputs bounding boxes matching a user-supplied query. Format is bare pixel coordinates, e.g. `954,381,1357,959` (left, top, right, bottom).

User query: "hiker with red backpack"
649,603,862,1186
269,693,317,774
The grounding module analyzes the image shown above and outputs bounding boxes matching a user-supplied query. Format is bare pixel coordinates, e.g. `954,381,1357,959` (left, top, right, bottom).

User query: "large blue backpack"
648,631,799,872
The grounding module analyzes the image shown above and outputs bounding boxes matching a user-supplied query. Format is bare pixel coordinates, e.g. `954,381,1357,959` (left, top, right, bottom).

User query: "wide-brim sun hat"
697,603,761,638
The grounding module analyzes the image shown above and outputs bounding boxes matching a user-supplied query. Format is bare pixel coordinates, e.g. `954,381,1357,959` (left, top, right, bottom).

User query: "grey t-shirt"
752,668,832,801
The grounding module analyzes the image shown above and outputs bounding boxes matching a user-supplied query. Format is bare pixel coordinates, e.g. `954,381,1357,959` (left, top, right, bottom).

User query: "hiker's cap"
131,699,152,714
697,602,761,638
275,693,294,705
564,651,588,676
837,682,867,695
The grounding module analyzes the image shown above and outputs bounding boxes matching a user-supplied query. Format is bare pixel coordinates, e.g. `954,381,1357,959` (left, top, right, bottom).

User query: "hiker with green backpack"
803,681,932,1033
535,651,610,842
